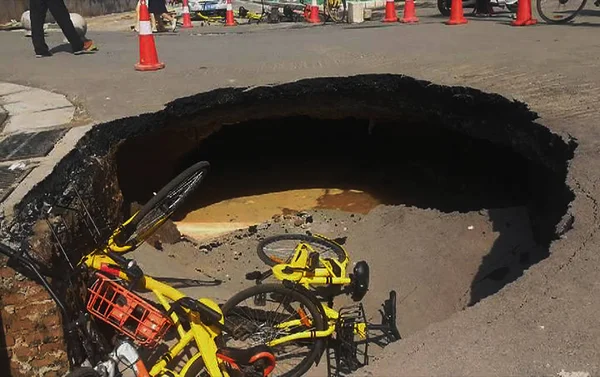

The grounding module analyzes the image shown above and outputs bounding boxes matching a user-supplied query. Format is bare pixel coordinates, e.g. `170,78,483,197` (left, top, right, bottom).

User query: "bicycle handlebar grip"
125,261,144,291
106,250,129,266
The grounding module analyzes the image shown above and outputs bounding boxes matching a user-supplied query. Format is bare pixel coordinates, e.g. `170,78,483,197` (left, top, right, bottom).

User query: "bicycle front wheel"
324,0,347,22
221,283,326,377
537,0,587,23
257,234,348,267
114,161,210,248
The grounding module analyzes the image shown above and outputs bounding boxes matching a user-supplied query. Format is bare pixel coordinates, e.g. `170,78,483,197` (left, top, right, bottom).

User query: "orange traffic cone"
446,0,467,24
225,0,236,26
181,0,193,28
400,0,419,23
382,0,398,22
511,0,537,26
308,0,320,23
135,0,165,71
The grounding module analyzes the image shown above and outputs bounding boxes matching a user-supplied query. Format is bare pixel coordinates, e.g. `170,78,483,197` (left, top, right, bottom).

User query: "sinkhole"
8,74,577,347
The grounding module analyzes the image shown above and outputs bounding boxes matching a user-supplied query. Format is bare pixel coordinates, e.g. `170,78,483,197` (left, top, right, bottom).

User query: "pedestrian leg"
46,0,84,52
30,0,50,55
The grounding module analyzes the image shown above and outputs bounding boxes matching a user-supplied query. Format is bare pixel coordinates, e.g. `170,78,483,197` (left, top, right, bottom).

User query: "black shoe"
35,51,52,58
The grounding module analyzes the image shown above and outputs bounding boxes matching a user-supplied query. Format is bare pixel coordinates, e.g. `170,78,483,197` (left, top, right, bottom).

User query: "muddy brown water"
175,188,380,241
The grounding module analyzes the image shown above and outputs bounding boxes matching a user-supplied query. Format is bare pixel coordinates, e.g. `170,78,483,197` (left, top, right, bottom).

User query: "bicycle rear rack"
327,303,369,377
325,291,401,377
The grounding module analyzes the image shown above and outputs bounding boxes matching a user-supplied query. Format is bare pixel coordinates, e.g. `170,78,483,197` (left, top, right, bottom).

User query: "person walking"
29,0,98,57
148,0,177,32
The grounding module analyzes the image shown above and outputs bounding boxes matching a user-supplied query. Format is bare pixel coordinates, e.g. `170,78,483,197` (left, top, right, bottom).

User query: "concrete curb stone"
0,82,89,216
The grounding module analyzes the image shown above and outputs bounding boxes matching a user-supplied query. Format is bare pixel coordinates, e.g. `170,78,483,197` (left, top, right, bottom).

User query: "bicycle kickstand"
366,290,402,345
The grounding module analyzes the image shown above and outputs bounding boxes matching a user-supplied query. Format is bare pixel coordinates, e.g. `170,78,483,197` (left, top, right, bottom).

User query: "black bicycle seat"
217,345,276,376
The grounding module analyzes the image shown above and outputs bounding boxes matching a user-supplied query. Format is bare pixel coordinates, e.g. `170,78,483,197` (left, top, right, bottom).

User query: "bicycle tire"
257,233,347,267
221,283,326,377
437,0,451,16
324,0,347,22
114,161,210,248
536,0,587,23
64,368,101,377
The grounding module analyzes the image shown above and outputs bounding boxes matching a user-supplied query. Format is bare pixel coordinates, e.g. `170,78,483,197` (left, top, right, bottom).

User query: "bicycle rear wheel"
536,0,587,23
257,234,348,267
114,161,210,248
221,283,326,377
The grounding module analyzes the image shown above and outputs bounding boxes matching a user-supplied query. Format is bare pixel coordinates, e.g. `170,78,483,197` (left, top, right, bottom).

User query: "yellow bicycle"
195,8,264,25
221,233,401,377
2,161,276,377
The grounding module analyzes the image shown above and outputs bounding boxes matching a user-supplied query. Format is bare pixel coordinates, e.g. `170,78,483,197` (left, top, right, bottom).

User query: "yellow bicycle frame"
271,239,351,289
265,236,372,344
78,217,231,377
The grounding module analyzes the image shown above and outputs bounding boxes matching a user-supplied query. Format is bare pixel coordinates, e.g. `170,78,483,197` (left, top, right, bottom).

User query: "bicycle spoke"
223,291,320,376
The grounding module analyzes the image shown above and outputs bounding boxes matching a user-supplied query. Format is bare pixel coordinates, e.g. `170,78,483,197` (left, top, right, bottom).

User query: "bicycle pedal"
245,271,262,280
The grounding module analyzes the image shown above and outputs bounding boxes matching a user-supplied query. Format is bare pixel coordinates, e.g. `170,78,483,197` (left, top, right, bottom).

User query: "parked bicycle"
0,161,276,377
537,0,599,23
220,233,401,377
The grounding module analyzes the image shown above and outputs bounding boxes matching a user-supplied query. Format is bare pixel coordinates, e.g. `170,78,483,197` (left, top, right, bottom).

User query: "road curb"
0,82,91,216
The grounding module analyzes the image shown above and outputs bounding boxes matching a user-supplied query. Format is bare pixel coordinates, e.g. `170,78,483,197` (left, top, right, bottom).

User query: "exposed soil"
130,202,541,375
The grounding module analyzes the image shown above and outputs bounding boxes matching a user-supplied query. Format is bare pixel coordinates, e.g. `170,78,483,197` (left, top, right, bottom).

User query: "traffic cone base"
400,0,419,23
446,0,467,25
446,17,467,24
400,16,419,23
382,0,398,22
511,0,537,26
512,18,537,25
135,62,166,71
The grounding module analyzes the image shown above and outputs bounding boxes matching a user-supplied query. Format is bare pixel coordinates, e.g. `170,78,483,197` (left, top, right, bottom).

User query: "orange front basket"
87,274,171,347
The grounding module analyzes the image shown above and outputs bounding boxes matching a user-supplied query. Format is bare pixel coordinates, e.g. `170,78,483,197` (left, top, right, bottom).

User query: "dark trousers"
30,0,83,54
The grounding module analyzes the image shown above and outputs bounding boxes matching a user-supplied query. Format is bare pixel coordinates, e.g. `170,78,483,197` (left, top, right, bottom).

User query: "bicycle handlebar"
105,250,144,290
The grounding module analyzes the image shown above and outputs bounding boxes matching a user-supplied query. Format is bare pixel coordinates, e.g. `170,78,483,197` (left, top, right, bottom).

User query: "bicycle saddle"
217,345,276,377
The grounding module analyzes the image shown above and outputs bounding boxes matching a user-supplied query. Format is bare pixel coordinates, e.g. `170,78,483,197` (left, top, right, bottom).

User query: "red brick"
0,267,16,278
39,342,63,354
41,313,61,327
2,293,24,305
16,301,55,317
46,326,64,339
31,357,54,368
13,345,34,360
10,360,24,375
27,289,50,302
5,334,15,347
24,331,46,346
7,318,34,332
